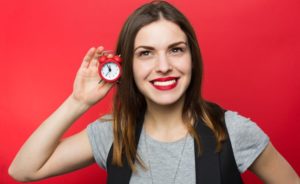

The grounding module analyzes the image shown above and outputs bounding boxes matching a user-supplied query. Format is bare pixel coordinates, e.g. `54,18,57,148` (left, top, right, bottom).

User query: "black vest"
106,114,243,184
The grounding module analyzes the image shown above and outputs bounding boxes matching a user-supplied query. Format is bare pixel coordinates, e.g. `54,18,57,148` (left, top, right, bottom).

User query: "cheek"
174,55,192,74
184,54,192,73
133,62,147,91
132,60,142,84
133,60,153,82
183,60,192,73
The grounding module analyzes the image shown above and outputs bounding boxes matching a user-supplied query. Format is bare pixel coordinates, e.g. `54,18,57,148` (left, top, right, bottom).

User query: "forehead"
134,19,187,48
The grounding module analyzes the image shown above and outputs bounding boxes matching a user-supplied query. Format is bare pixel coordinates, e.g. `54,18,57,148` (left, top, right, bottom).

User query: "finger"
89,46,104,69
81,47,96,69
96,46,104,56
90,58,99,68
101,49,114,57
93,46,105,60
106,53,114,58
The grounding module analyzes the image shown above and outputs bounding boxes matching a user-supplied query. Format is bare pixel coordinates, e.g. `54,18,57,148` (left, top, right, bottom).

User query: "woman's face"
133,19,192,106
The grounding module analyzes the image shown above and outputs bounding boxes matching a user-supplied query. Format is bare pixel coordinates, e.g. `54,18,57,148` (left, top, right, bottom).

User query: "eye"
137,50,152,57
170,47,185,54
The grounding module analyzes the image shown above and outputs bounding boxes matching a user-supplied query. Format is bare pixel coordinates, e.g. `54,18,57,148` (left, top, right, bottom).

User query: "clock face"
100,61,121,82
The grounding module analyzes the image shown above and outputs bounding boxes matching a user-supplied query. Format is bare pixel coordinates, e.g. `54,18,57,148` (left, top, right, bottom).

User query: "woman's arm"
249,142,299,184
8,46,113,182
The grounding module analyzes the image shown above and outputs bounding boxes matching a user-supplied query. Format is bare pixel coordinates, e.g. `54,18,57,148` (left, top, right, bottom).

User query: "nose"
155,53,172,73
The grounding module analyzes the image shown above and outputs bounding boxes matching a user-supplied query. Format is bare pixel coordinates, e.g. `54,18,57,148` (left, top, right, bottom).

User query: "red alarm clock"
98,54,122,83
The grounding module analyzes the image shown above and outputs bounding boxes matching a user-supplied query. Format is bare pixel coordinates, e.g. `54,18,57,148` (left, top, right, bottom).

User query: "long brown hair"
111,0,227,171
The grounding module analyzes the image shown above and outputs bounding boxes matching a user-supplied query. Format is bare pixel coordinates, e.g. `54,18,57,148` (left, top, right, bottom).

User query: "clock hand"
106,64,112,76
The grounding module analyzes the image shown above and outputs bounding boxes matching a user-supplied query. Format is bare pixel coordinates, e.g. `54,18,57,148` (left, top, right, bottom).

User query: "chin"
147,94,185,107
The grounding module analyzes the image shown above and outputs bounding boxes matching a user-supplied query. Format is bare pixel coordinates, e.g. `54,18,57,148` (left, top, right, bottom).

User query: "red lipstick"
151,77,178,90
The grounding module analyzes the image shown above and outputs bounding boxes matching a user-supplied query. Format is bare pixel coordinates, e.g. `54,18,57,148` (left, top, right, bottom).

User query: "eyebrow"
134,41,188,52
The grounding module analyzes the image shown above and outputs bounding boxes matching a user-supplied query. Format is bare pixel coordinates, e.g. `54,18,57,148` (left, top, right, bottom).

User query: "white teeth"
153,80,176,86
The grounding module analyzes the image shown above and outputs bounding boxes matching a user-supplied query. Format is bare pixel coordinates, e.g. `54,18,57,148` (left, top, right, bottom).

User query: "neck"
144,96,188,142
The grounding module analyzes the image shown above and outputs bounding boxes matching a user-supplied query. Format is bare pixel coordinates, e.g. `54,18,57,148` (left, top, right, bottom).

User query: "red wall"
1,0,299,183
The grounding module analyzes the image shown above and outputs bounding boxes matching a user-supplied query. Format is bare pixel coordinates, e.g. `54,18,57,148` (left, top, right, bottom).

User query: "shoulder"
225,110,266,138
86,114,113,169
87,114,113,134
224,110,270,173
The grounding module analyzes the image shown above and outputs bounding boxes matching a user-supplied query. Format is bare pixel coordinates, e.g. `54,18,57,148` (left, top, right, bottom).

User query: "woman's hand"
71,46,114,107
8,46,114,182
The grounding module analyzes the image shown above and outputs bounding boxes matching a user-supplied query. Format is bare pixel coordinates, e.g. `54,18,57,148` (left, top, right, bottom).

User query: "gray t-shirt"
87,110,269,184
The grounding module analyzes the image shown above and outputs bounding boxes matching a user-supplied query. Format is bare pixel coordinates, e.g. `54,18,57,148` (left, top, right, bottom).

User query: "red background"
1,0,299,183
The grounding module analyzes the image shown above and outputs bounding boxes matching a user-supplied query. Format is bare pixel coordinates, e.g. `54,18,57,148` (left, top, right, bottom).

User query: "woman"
8,1,299,183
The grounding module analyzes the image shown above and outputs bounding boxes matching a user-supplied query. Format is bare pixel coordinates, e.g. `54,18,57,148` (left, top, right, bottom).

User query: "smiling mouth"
150,77,179,90
153,79,176,86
